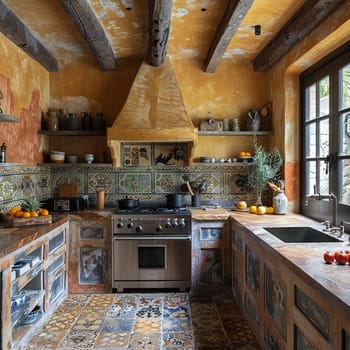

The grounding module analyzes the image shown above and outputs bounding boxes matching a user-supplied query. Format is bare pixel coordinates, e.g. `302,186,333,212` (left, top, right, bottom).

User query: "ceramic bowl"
50,152,65,163
84,154,94,164
67,155,79,163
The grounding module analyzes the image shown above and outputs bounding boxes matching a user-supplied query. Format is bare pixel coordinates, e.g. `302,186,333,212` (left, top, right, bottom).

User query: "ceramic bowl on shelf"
50,151,65,163
84,153,94,164
66,155,79,163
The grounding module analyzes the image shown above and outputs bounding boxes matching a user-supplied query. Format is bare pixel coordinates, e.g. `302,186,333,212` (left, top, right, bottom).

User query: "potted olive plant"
248,137,283,206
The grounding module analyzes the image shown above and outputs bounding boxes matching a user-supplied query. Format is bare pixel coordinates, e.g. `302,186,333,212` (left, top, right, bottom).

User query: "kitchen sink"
263,226,342,243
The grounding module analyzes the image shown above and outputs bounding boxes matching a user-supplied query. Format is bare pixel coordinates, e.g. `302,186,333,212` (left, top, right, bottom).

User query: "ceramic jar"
273,190,288,214
47,112,59,131
67,113,80,130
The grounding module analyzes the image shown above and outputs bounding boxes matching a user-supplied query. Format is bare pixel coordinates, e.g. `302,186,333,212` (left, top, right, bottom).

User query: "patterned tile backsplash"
0,164,260,211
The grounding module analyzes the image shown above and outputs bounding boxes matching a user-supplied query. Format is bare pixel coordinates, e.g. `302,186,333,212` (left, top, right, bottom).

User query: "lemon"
249,205,257,214
257,206,266,215
260,107,269,118
237,201,247,210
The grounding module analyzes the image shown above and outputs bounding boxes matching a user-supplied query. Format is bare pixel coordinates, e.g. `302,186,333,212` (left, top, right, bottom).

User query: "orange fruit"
266,207,274,214
22,212,31,218
8,207,21,216
14,211,24,218
239,151,246,157
31,211,39,217
39,208,49,216
245,152,252,157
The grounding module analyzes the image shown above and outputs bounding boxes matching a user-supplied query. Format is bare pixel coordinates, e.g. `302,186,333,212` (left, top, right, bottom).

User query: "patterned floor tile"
101,317,134,332
26,293,261,349
128,331,161,349
94,331,130,348
162,331,195,349
58,330,98,349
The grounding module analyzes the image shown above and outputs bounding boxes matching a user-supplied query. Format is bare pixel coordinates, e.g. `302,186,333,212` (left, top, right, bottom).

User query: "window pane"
305,161,316,194
339,63,350,110
339,159,350,204
319,118,329,158
319,77,329,116
305,84,316,121
305,123,316,157
340,112,350,156
319,161,329,194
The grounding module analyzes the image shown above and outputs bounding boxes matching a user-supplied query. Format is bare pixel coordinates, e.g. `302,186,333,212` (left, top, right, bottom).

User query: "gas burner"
155,207,188,214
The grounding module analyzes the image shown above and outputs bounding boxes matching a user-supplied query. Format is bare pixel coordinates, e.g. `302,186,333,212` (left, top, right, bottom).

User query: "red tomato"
335,251,348,265
323,251,335,264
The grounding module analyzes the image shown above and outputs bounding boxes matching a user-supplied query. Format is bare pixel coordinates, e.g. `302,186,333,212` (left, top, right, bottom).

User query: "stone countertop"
229,210,350,312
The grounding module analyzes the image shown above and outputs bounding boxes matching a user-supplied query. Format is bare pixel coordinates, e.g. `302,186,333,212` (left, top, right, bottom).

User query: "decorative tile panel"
0,175,17,201
118,173,152,194
155,172,176,193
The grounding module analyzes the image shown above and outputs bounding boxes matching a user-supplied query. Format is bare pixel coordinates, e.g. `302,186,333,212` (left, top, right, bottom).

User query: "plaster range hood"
107,58,198,167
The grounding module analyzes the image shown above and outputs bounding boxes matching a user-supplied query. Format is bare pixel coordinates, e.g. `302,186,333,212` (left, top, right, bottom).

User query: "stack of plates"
199,156,212,163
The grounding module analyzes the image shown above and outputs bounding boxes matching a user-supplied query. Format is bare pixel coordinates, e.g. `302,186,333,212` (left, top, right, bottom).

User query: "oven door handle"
114,235,191,241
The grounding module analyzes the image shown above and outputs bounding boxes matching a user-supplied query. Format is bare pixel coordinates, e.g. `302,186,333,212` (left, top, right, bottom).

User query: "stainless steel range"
112,205,192,292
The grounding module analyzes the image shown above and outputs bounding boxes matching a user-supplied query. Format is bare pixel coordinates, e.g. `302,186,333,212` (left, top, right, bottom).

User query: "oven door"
113,236,191,291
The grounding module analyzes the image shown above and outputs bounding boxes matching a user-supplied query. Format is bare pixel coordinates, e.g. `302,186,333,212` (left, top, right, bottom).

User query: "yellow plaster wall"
49,56,270,160
268,1,350,210
0,33,49,165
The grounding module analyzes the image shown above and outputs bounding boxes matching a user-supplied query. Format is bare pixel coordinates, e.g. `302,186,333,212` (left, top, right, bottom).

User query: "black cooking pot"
117,197,139,209
166,193,184,208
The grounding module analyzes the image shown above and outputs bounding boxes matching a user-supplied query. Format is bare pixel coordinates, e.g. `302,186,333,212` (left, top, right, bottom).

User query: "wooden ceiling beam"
204,0,254,73
60,0,117,71
147,0,173,67
254,0,346,72
0,0,58,72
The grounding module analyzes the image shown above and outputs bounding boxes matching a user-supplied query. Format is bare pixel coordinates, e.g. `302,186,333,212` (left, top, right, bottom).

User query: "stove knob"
165,219,171,228
135,224,144,233
156,225,162,233
127,221,134,229
172,218,179,228
179,218,186,229
116,221,124,229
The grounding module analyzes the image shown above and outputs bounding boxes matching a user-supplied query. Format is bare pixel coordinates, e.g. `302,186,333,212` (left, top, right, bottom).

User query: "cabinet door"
69,218,111,293
192,220,230,296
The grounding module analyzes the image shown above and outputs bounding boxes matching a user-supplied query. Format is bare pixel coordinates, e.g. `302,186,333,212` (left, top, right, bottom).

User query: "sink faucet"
305,192,338,228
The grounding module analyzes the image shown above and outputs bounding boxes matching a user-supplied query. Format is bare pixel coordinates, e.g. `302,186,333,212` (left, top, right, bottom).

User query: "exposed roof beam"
254,0,346,72
204,0,254,73
147,0,173,67
60,0,117,71
0,0,58,72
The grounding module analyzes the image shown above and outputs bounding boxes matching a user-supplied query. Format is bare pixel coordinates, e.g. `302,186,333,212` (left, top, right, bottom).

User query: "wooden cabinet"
191,219,231,296
231,219,350,349
1,222,69,350
68,215,112,293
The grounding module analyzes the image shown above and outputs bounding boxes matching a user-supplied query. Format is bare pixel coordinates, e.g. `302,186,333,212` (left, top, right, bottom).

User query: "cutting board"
57,183,79,198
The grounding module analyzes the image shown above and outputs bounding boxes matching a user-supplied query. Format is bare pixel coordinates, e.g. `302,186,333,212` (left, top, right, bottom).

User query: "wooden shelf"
38,163,113,167
193,162,253,166
0,114,20,122
39,130,106,136
198,131,271,136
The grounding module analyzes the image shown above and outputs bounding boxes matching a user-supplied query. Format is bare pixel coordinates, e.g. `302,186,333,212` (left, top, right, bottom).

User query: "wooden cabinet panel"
69,217,111,293
192,220,231,296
